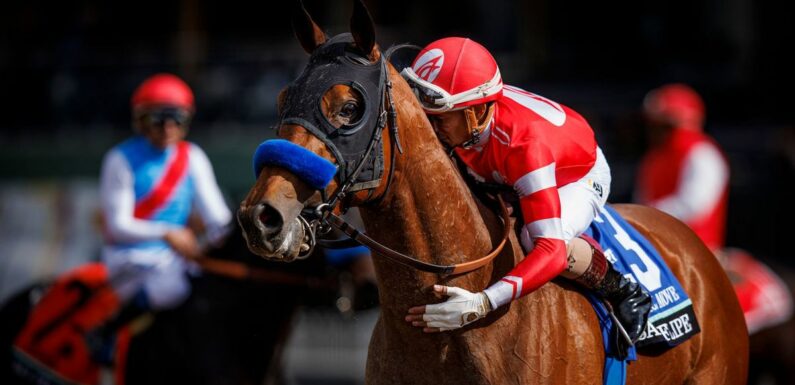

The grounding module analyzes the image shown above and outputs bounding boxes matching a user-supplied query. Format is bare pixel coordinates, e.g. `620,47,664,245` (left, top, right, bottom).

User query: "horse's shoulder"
467,280,603,382
519,280,600,329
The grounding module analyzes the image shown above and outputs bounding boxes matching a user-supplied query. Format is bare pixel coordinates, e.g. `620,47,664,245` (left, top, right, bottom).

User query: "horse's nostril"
257,203,284,235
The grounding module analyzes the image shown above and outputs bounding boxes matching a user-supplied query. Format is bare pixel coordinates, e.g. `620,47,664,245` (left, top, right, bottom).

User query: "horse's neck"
358,103,501,316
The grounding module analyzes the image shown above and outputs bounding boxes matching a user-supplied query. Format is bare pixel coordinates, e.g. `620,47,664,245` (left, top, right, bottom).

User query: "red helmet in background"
401,37,502,113
643,83,705,128
131,73,195,111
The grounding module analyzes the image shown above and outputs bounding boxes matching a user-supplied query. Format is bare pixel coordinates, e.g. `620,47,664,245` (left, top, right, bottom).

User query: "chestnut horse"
237,1,748,384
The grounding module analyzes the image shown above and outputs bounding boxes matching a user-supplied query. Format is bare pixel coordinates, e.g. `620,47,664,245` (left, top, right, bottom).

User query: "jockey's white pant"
521,147,611,251
101,246,192,310
560,147,611,240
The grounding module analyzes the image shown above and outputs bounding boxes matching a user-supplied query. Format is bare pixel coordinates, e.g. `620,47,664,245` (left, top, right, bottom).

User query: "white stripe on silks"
513,163,556,197
524,218,564,240
492,126,510,145
483,278,519,309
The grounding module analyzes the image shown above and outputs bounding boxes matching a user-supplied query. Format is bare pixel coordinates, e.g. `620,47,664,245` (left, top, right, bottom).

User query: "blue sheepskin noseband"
252,139,338,191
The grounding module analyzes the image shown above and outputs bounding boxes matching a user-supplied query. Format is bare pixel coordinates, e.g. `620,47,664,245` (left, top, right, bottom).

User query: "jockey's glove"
424,285,492,331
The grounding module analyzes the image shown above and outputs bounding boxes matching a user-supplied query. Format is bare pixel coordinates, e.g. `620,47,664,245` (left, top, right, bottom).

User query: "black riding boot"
572,238,652,357
594,263,652,344
84,291,149,365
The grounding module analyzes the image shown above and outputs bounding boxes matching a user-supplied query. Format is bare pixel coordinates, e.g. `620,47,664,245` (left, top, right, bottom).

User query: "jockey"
635,84,728,251
401,37,651,343
89,73,232,362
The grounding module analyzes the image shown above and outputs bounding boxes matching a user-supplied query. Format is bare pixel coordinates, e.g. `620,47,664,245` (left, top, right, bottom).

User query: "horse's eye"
339,101,362,126
340,102,358,117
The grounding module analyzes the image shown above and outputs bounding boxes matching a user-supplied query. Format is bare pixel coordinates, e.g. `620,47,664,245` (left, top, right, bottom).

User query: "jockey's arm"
482,144,568,309
650,142,728,222
187,144,233,246
406,142,568,332
100,150,181,243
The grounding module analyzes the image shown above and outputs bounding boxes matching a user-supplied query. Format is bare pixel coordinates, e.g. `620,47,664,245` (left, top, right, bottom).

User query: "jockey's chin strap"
461,103,495,149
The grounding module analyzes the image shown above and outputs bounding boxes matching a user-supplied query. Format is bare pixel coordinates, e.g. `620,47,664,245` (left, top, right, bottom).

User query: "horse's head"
238,0,401,261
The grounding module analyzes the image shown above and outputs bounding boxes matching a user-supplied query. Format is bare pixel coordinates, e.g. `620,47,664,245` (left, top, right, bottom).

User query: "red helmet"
643,83,705,128
401,37,502,113
131,73,195,111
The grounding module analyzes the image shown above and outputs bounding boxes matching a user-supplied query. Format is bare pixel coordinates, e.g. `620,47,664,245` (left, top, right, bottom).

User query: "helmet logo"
413,49,444,82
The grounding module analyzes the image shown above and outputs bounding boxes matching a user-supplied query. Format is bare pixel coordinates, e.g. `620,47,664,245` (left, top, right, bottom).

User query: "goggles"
138,107,192,128
400,67,502,113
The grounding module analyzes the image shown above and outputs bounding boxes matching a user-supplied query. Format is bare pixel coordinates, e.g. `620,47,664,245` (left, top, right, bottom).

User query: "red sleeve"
484,141,568,308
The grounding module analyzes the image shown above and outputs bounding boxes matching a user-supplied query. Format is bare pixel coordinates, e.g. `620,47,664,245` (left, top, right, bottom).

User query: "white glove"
406,285,492,332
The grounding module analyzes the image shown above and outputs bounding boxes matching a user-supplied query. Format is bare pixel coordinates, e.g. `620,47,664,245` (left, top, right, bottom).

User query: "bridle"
271,36,512,276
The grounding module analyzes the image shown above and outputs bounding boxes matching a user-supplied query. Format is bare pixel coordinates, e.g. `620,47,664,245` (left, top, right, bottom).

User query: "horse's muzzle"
237,202,304,261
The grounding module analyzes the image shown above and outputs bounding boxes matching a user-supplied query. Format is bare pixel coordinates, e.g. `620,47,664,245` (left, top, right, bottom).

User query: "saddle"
12,263,130,385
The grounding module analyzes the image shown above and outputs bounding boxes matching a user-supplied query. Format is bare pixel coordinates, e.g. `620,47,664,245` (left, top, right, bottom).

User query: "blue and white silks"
115,136,194,250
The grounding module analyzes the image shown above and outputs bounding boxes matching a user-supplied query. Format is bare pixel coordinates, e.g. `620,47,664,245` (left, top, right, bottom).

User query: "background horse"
237,1,748,384
125,225,338,385
0,224,355,385
745,261,795,385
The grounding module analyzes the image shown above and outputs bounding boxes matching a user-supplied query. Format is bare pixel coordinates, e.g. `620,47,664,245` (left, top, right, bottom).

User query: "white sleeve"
651,142,729,222
100,150,177,243
188,144,232,245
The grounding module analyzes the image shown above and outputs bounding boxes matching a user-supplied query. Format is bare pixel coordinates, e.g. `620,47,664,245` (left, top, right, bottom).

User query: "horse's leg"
614,204,748,385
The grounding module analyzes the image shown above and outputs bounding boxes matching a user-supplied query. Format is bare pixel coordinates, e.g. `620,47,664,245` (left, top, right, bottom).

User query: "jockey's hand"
164,228,201,260
405,285,492,332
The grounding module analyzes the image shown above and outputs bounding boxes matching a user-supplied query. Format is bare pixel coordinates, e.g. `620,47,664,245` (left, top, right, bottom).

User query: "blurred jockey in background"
635,83,792,334
401,37,651,344
90,73,232,361
635,83,728,251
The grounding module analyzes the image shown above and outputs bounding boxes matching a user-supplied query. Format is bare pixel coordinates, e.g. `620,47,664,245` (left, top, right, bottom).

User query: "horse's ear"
292,0,327,54
350,0,376,59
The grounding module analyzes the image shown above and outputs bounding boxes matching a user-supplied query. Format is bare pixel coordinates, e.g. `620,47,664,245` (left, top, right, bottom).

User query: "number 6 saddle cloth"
12,263,131,385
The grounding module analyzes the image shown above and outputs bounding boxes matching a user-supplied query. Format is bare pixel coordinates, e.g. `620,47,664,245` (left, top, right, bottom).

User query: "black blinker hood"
279,33,387,192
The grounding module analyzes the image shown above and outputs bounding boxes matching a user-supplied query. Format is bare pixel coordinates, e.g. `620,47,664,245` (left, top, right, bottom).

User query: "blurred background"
1,0,793,384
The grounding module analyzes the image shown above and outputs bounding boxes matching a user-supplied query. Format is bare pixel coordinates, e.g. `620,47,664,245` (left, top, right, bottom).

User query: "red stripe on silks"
501,278,518,299
519,187,561,220
134,141,190,219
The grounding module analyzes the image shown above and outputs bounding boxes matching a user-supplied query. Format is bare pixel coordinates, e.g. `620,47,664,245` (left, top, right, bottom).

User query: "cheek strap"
252,139,338,191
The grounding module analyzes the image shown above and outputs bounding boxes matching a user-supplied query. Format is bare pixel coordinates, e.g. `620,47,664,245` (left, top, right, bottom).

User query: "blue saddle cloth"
583,205,701,384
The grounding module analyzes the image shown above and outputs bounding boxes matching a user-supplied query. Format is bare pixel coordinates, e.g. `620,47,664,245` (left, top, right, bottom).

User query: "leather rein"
323,195,512,276
301,44,512,277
